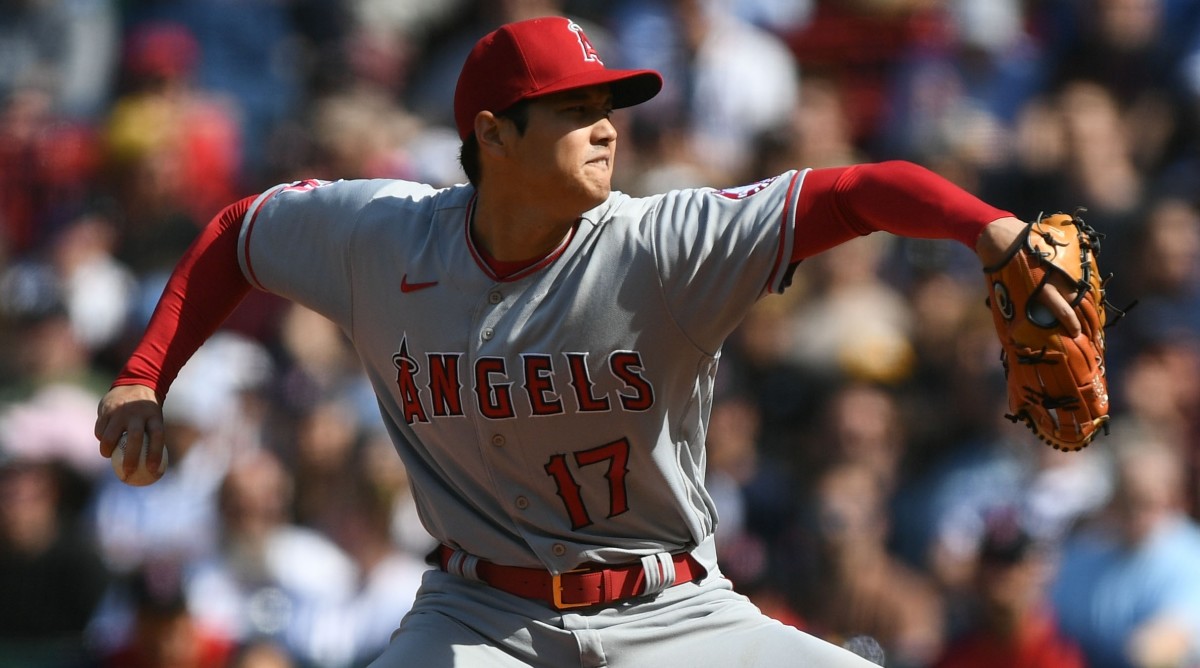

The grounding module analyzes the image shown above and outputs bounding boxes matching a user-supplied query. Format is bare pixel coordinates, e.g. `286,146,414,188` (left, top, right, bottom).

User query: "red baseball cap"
453,16,663,140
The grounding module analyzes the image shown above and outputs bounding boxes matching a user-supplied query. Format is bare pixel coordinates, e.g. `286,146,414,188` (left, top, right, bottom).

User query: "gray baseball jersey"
237,172,803,577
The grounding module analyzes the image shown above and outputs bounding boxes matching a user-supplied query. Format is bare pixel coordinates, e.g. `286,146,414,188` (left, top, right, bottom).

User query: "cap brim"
525,69,663,110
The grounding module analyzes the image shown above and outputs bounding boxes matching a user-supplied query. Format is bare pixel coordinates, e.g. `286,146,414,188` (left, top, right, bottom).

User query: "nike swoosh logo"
401,275,439,293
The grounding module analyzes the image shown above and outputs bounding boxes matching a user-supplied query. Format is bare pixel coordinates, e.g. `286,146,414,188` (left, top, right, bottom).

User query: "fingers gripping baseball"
111,432,170,486
96,384,167,479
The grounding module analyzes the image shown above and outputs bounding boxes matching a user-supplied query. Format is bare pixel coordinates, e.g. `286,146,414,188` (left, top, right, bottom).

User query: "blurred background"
2,0,1200,666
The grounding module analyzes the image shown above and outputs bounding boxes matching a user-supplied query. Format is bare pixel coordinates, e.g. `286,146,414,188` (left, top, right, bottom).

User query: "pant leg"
368,569,583,668
372,610,534,668
592,576,881,668
370,567,880,668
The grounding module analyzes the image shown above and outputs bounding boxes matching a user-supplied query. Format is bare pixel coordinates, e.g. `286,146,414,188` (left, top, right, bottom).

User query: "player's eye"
569,105,613,121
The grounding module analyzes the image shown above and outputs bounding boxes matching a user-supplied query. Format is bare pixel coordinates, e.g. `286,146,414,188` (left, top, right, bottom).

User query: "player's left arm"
792,160,1079,333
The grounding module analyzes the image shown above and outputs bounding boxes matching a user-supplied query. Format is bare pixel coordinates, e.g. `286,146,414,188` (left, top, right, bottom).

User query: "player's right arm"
95,195,256,474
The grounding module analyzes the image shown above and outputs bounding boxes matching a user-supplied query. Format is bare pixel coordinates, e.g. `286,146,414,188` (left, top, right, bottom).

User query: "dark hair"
459,99,531,186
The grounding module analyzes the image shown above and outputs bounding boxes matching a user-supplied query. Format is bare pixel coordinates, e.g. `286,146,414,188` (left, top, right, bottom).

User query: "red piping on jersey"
464,194,578,281
465,196,497,278
766,171,802,294
241,199,266,289
240,186,286,289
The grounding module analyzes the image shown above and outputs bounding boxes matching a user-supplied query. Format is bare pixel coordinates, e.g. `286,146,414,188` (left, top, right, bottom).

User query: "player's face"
512,86,617,213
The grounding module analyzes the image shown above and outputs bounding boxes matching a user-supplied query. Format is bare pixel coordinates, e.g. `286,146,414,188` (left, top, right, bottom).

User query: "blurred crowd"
2,0,1200,667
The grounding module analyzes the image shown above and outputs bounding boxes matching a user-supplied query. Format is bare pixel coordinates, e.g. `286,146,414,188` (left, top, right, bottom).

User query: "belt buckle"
551,567,594,610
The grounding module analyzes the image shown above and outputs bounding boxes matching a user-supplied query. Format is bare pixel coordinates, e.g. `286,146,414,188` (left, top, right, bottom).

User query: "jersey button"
482,327,494,341
552,543,566,556
488,291,502,305
490,434,506,447
515,496,529,509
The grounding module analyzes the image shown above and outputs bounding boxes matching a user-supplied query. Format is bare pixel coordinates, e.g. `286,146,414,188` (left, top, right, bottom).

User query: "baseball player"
95,16,1083,668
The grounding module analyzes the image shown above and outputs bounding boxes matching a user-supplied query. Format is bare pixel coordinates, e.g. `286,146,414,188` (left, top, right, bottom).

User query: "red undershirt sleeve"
113,195,257,399
790,160,1013,262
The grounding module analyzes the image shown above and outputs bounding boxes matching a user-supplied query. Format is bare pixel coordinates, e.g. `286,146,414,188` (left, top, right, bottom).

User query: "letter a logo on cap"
568,21,602,64
453,17,661,139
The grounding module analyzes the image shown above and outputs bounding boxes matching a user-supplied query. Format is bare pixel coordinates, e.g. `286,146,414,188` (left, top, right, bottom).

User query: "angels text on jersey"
392,335,655,424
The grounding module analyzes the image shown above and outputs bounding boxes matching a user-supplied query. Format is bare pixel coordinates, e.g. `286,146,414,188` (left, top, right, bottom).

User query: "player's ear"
475,112,508,156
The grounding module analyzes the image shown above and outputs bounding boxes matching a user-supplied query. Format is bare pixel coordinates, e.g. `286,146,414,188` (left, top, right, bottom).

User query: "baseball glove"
984,209,1114,451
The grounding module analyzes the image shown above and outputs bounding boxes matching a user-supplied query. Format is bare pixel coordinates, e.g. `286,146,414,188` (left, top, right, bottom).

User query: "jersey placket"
465,278,553,564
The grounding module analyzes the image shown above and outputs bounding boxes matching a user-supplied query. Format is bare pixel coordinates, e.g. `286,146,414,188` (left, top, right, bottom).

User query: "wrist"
976,216,1029,270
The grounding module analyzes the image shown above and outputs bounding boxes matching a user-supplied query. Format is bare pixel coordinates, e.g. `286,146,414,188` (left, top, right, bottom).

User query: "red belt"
437,545,705,610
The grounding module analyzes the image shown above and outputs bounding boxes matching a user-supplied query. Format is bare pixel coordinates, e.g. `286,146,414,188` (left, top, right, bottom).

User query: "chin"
584,190,609,212
574,180,611,210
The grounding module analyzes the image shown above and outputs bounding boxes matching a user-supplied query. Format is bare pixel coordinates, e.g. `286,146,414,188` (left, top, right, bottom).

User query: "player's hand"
976,216,1082,338
95,384,167,475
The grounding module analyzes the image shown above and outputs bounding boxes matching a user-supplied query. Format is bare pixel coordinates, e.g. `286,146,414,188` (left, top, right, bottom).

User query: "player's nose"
593,116,617,144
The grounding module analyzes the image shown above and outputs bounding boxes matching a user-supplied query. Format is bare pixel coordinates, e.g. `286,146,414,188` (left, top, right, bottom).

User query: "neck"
471,187,588,262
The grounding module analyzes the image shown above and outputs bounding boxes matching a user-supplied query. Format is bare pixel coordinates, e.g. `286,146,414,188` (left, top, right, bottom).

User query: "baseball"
110,432,169,486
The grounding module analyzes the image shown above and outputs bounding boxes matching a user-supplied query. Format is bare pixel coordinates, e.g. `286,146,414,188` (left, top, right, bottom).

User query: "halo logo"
568,21,602,64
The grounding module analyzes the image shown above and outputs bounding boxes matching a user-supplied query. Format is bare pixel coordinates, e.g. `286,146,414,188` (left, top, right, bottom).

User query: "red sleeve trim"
113,196,257,398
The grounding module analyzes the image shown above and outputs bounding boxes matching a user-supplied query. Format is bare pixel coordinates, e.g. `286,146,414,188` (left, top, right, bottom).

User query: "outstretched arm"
792,160,1080,335
95,195,256,475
